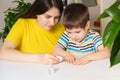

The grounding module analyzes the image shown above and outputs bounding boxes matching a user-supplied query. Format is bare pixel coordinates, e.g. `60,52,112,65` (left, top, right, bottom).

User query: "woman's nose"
50,18,55,25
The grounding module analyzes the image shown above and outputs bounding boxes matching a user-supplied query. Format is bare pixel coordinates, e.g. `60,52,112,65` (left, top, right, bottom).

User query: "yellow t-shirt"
5,18,65,54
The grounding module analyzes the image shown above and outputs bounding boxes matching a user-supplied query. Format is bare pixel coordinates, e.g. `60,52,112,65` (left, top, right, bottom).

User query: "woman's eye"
46,16,51,18
55,16,59,20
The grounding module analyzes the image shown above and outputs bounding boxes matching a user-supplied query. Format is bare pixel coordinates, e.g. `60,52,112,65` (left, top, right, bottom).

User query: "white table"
0,59,120,80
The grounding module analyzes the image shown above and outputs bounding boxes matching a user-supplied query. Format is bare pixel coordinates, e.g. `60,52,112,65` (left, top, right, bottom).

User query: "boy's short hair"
63,3,89,29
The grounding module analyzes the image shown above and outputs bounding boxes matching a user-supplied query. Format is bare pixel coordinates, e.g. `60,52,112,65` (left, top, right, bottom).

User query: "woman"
0,0,65,65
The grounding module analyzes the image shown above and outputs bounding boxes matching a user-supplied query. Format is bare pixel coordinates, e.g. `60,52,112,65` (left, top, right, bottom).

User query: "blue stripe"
60,36,68,44
94,38,102,45
67,47,80,52
82,48,96,53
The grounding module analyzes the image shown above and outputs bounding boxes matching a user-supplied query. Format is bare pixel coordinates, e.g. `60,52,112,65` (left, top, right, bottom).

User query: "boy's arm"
87,31,110,61
87,46,110,61
73,46,110,65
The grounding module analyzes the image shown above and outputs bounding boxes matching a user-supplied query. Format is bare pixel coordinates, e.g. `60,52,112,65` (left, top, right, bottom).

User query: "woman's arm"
0,40,60,64
54,45,68,57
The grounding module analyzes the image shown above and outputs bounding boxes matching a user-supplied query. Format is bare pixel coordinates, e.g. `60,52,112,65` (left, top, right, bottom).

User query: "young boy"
54,3,110,65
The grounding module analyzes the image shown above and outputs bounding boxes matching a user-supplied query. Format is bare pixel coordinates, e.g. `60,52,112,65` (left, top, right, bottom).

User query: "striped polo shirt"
57,30,103,56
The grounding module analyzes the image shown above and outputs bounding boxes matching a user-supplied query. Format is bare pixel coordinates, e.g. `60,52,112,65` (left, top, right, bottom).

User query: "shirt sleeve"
5,18,25,47
92,31,103,50
57,31,70,50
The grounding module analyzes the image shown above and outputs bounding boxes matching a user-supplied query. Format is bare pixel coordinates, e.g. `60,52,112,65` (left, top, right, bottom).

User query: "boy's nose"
70,34,75,39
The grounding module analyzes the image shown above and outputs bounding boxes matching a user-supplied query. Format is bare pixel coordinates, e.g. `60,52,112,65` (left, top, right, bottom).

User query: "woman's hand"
42,54,60,65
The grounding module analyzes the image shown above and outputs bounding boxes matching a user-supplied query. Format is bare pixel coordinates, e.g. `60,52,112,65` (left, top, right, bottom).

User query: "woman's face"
36,7,60,30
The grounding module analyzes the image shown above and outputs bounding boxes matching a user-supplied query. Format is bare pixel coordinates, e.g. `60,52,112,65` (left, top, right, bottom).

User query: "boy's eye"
76,31,80,33
67,32,71,34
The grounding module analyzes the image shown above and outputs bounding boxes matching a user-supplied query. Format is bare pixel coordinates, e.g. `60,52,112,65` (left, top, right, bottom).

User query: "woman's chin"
45,26,52,30
46,26,54,30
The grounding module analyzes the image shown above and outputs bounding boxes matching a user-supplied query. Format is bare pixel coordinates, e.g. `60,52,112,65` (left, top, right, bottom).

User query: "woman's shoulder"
16,18,37,27
17,18,35,22
55,22,64,27
54,22,65,31
16,18,28,24
12,18,36,30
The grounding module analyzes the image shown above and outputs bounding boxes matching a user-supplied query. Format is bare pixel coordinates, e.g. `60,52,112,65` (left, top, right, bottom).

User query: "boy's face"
66,21,90,42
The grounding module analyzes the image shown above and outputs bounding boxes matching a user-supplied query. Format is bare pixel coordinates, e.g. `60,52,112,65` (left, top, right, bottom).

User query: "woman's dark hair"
20,0,63,18
63,3,89,29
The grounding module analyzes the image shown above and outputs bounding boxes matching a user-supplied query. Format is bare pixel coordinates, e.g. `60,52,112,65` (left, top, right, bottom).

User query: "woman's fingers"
44,54,60,64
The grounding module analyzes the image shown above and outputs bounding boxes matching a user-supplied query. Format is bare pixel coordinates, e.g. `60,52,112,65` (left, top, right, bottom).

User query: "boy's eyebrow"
66,30,81,33
66,31,71,33
66,30,71,33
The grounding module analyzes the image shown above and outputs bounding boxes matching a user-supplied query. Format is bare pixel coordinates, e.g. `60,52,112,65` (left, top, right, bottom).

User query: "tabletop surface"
0,59,120,80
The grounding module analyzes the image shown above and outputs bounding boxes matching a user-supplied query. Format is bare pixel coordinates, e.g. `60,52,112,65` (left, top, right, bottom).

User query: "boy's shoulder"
61,31,70,38
89,29,100,36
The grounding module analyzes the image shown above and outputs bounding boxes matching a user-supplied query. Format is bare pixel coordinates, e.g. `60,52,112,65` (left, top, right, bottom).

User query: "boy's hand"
73,55,91,65
65,53,76,63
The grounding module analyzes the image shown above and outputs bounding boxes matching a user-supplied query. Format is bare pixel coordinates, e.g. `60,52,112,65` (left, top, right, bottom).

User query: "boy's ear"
85,21,90,29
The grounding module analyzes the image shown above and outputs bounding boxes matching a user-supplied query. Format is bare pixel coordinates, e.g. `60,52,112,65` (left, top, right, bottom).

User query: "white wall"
0,0,34,33
100,0,116,35
88,3,100,28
